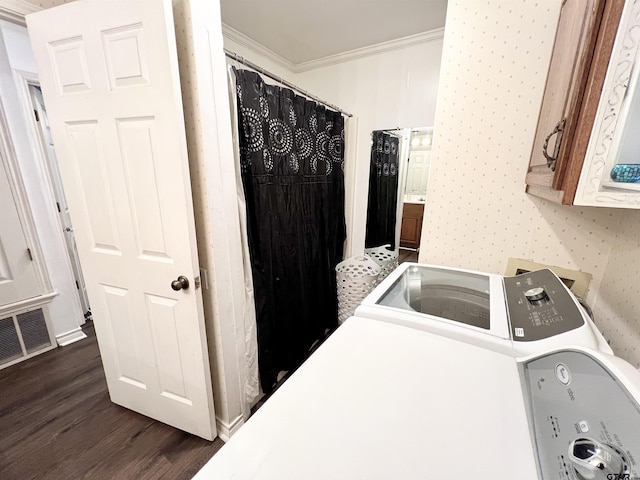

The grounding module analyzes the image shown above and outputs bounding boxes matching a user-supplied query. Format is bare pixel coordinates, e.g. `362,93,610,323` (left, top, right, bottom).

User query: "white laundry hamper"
364,245,399,282
335,255,381,324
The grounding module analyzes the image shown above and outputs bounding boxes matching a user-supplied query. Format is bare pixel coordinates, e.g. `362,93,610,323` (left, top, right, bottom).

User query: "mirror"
364,127,433,266
405,128,434,202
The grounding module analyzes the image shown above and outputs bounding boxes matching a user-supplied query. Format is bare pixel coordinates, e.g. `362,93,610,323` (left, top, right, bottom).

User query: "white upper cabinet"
575,0,640,208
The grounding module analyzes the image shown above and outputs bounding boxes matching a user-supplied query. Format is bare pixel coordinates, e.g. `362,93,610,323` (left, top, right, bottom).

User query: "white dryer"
356,263,611,356
192,316,640,480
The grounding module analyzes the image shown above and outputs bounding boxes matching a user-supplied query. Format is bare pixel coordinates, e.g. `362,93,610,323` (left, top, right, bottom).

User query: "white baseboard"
215,414,244,442
56,327,87,346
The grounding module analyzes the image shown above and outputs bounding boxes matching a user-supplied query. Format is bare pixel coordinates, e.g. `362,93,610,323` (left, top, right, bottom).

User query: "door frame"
14,69,91,318
173,0,255,439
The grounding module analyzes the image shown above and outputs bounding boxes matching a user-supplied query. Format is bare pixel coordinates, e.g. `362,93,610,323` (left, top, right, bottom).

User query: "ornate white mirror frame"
575,0,640,208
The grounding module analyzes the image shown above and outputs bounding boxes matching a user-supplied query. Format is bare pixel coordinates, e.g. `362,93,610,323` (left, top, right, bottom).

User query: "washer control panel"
522,351,640,480
504,269,585,341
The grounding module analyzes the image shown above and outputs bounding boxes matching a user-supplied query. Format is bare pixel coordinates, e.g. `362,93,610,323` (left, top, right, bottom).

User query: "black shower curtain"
234,69,346,393
365,131,400,249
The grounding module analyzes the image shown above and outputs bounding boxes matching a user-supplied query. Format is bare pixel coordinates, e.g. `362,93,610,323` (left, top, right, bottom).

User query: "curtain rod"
372,130,402,138
380,127,434,133
224,49,353,118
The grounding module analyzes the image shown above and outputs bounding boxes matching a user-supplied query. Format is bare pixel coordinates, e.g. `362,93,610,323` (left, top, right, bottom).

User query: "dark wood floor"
398,249,419,263
0,322,224,480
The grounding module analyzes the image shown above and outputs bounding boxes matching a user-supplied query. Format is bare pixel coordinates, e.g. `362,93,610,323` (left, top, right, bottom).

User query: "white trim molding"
215,413,244,442
0,291,57,316
221,24,445,74
295,28,445,72
0,0,41,24
221,23,295,72
55,326,87,347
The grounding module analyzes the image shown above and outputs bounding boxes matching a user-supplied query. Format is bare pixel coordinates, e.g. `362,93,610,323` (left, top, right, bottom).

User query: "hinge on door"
194,276,201,289
56,202,61,213
75,281,79,289
33,109,39,122
199,268,209,290
27,248,33,261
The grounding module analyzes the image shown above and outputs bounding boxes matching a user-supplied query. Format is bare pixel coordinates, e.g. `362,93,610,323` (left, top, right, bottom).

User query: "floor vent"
0,308,52,368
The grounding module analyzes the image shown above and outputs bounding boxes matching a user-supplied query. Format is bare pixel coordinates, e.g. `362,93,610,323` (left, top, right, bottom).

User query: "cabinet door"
526,0,605,204
575,0,640,208
400,203,424,250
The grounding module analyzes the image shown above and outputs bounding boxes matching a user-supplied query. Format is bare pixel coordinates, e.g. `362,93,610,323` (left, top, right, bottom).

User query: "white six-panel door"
26,0,216,439
407,151,430,195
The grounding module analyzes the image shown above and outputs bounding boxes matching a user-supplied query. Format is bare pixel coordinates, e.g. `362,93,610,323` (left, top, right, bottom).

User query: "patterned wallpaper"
422,0,640,367
592,217,640,366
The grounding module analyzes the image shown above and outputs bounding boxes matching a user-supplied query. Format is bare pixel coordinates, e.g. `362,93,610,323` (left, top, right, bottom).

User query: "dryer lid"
194,317,538,480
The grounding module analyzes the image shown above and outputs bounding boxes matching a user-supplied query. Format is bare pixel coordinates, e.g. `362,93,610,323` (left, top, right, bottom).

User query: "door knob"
171,276,189,291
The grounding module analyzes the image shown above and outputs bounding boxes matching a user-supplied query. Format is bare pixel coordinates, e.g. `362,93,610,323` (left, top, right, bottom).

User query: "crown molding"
0,0,41,24
222,24,445,75
221,23,296,73
294,27,445,73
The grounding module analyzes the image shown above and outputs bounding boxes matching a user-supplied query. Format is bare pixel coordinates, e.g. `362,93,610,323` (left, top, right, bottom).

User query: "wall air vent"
0,308,53,369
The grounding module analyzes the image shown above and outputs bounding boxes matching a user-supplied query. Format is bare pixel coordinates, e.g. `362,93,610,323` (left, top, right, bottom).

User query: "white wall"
422,0,640,367
0,19,85,343
589,215,640,366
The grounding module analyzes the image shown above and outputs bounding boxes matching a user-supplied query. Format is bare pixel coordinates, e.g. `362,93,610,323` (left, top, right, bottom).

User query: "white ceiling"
219,0,448,65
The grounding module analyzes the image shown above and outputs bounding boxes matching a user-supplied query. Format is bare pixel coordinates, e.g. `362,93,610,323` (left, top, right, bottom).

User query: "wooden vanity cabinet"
525,0,624,204
400,202,424,250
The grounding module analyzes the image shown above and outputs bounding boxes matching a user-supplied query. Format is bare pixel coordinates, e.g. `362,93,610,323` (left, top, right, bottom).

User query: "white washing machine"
192,264,639,480
356,263,612,356
193,317,640,479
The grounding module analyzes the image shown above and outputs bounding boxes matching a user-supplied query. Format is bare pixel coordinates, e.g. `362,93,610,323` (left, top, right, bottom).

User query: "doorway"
399,127,433,259
28,84,91,320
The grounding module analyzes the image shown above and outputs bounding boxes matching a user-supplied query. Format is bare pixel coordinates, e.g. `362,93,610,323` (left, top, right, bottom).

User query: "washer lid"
194,317,538,480
376,264,492,329
356,263,511,342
